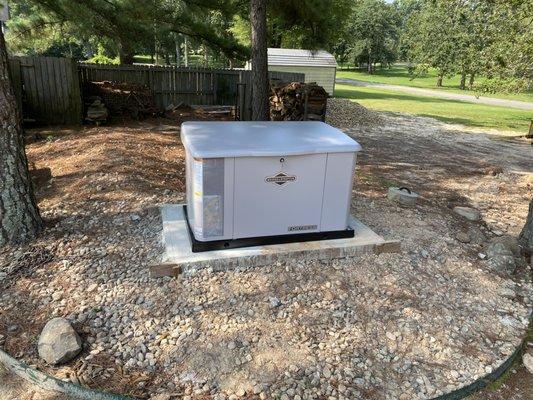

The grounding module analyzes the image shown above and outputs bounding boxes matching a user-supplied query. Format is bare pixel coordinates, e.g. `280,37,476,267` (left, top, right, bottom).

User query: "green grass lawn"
337,65,533,103
336,83,533,133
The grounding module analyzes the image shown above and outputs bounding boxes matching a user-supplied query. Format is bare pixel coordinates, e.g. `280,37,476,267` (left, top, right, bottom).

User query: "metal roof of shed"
267,48,337,68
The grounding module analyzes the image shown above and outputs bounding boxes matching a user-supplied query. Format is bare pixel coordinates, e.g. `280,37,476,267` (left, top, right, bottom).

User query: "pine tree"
0,27,42,246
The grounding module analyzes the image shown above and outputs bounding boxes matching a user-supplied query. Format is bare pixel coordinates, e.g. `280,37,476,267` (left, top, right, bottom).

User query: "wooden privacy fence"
8,56,304,124
9,56,82,125
78,63,304,121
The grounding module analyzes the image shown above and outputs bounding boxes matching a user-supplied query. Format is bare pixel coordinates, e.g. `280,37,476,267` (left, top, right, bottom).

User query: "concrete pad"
150,204,400,277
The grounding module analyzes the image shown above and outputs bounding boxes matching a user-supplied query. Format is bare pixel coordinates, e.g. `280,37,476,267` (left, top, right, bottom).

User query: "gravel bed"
0,114,531,400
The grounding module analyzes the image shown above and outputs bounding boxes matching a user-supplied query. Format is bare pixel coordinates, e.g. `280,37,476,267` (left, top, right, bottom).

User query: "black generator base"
183,205,355,253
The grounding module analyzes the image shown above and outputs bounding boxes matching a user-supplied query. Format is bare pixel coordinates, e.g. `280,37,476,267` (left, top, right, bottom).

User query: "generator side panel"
320,152,356,231
186,154,233,242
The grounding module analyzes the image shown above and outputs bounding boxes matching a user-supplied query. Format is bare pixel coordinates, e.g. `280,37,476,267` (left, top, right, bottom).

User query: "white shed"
266,48,338,95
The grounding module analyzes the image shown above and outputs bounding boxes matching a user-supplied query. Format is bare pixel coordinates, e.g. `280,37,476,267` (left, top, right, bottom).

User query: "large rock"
388,187,419,206
485,242,516,275
38,318,82,365
453,206,481,221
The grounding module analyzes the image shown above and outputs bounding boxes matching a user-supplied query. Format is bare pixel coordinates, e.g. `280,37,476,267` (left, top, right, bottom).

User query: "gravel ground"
0,106,531,400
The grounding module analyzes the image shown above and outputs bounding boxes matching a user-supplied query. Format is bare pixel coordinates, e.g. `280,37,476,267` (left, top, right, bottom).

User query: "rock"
523,352,533,374
388,187,419,206
269,297,282,308
453,206,481,221
455,232,470,244
485,242,516,274
130,214,141,222
489,236,521,257
38,317,82,365
467,226,486,245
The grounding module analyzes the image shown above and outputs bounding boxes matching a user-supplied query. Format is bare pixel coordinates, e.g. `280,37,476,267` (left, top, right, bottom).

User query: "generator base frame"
184,205,354,253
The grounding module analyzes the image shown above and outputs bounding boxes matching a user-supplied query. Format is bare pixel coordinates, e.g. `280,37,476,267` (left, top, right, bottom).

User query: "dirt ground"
1,105,532,399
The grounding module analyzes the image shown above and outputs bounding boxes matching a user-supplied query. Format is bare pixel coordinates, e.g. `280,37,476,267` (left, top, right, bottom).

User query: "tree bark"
184,37,189,67
175,36,181,66
250,0,270,121
118,40,134,65
436,75,443,87
459,71,466,90
468,73,475,89
519,198,533,255
0,29,42,246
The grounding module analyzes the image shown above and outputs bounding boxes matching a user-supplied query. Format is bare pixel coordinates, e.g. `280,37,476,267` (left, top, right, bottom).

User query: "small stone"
453,206,481,221
235,388,246,397
228,341,236,350
7,325,18,333
478,253,486,259
269,297,282,308
38,317,82,365
455,232,470,244
323,367,332,379
130,214,141,221
386,332,396,341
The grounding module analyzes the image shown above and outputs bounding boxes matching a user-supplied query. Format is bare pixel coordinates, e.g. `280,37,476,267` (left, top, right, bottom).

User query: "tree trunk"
469,73,475,89
367,55,372,74
250,0,269,121
118,41,134,65
0,29,42,246
184,37,189,67
175,37,181,66
519,198,533,255
436,75,443,87
459,71,466,90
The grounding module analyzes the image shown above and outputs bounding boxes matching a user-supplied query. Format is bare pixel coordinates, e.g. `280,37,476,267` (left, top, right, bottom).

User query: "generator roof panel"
181,121,361,158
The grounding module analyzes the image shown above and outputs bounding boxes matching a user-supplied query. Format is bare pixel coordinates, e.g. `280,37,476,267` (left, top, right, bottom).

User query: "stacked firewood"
269,82,329,121
83,81,159,119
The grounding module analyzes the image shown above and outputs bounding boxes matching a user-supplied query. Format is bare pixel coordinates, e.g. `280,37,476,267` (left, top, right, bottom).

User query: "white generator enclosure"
181,121,361,251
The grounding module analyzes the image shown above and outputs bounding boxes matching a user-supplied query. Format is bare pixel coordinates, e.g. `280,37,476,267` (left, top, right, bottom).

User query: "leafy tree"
403,0,532,91
343,0,400,73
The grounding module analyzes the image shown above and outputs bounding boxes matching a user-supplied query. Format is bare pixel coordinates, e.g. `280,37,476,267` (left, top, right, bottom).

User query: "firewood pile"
83,81,159,119
269,82,329,121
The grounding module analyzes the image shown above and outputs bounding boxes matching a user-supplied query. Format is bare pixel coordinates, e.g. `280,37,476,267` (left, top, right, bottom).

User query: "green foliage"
335,0,401,73
402,0,533,92
85,44,119,65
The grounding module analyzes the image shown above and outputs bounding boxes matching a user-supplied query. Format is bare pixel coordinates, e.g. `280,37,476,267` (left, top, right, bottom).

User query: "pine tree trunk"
0,29,42,246
118,41,134,65
519,198,533,255
459,71,466,90
250,0,270,121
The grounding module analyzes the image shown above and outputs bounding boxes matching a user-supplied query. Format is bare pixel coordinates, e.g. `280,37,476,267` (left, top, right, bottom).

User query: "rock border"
0,322,529,400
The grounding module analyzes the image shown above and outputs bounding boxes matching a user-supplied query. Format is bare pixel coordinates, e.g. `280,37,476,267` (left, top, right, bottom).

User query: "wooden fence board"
9,56,82,124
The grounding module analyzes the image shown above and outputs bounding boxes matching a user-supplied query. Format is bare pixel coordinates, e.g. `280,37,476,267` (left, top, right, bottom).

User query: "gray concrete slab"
150,204,400,277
